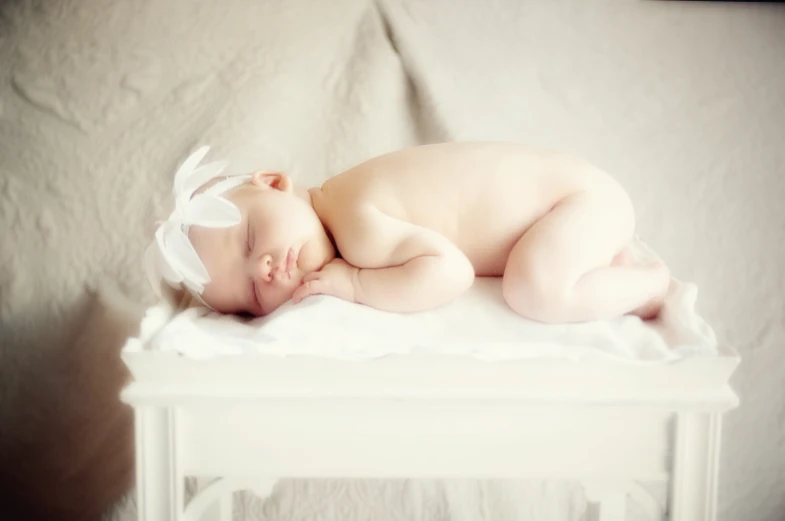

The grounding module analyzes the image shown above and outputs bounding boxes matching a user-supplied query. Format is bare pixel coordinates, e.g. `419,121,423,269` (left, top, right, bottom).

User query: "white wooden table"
120,338,739,521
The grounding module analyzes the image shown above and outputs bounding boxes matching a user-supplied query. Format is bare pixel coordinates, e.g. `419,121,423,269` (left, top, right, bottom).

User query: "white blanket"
150,258,717,365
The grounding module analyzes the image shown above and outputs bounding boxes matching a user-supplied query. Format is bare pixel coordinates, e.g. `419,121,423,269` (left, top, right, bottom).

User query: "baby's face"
189,172,334,316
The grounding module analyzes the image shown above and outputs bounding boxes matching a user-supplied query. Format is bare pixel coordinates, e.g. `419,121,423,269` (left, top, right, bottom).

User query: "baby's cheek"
283,284,300,303
292,271,310,288
298,241,326,273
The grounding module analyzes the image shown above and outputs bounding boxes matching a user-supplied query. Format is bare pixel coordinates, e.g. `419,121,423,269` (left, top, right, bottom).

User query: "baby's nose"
257,254,274,282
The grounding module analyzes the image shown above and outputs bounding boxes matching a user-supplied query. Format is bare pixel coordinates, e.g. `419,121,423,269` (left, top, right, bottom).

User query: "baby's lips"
285,248,296,274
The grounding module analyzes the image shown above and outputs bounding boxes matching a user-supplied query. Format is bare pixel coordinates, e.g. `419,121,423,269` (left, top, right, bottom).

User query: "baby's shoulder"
326,201,404,268
326,198,379,239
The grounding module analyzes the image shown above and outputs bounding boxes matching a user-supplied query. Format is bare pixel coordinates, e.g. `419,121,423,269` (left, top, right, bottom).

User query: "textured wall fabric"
0,1,783,520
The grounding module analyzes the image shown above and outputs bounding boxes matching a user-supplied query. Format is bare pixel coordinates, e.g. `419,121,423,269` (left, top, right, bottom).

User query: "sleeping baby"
146,142,670,323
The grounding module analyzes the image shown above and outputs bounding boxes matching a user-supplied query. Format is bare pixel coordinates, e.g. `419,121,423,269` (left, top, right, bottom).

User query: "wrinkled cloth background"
0,1,783,520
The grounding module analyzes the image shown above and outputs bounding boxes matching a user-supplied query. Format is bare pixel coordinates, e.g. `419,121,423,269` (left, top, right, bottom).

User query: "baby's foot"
628,262,670,320
610,247,636,267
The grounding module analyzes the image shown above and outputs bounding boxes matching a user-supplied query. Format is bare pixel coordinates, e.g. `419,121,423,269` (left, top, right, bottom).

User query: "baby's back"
322,142,618,276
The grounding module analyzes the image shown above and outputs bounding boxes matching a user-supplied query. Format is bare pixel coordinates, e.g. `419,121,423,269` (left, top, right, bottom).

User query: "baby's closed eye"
249,280,260,310
246,221,254,255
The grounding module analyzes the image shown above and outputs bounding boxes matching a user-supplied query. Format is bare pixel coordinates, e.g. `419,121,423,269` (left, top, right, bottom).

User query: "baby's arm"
352,218,475,312
298,208,475,312
353,211,475,312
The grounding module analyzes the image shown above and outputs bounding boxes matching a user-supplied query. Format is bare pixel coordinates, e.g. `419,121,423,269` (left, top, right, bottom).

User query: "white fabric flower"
145,146,249,298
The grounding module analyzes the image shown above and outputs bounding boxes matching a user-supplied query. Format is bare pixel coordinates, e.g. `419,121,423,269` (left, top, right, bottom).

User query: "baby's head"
146,147,335,316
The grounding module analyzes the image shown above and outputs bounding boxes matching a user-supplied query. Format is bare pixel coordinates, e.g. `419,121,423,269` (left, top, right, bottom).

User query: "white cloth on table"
146,239,717,364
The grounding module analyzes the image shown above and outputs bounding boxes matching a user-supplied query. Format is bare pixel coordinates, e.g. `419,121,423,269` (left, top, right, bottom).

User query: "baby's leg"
502,190,669,323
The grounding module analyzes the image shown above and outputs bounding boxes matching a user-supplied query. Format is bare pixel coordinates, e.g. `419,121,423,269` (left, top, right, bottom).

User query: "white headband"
144,146,251,304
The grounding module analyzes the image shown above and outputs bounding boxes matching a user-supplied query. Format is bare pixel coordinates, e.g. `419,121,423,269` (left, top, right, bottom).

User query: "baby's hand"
292,258,359,305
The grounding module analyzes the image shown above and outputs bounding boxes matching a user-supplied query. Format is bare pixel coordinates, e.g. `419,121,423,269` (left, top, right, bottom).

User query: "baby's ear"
250,170,291,191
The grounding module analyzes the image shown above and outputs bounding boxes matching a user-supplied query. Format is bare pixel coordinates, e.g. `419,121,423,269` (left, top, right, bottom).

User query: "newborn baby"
147,142,670,323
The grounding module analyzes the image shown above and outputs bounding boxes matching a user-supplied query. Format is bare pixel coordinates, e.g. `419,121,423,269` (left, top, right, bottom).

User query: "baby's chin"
297,238,335,272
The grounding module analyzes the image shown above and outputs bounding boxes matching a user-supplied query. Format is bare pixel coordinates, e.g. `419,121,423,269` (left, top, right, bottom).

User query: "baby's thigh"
504,189,635,289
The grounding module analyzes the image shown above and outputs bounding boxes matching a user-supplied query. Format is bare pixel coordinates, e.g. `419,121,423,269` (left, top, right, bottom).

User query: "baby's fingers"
292,280,323,303
303,271,321,283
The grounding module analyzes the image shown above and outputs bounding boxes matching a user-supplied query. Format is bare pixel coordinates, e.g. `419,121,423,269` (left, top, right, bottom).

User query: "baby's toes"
610,247,636,267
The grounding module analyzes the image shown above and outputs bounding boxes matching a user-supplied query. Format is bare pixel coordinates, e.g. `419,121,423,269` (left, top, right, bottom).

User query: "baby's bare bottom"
502,188,670,323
